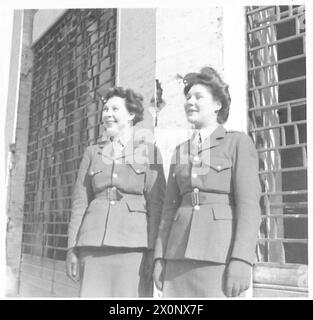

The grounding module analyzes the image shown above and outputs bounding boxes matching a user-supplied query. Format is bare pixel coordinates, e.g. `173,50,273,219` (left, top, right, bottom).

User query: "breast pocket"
88,157,112,192
127,162,147,175
125,162,147,191
201,157,233,193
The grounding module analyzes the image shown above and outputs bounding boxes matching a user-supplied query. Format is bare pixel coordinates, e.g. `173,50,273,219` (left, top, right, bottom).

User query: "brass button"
115,160,120,164
90,170,94,175
192,173,197,178
110,200,115,205
112,173,118,178
217,165,222,171
194,205,200,210
193,188,199,192
194,156,200,162
111,186,116,190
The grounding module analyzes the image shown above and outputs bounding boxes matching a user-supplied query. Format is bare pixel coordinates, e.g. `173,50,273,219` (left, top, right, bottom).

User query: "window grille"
246,5,307,264
22,9,117,261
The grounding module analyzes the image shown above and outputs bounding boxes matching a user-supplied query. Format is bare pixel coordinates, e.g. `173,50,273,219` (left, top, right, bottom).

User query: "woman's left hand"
225,260,252,297
143,250,155,280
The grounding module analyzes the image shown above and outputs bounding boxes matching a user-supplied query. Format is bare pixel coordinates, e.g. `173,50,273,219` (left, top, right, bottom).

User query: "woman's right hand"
66,248,80,282
153,259,165,291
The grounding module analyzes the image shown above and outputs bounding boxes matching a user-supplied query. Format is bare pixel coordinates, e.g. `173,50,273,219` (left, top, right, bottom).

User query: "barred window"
246,5,307,264
22,9,117,261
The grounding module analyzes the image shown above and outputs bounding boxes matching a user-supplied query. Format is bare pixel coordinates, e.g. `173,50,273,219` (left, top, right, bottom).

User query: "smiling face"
184,83,221,129
101,96,134,137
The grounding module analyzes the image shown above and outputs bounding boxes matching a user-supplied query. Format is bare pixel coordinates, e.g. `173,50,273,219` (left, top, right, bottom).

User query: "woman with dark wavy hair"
66,86,165,297
153,67,261,297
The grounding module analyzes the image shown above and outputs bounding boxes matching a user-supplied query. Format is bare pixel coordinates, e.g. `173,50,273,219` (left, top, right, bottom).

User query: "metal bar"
248,33,305,53
269,202,307,208
248,53,306,72
261,214,307,219
257,143,307,153
294,124,300,145
261,190,307,196
22,232,68,238
247,11,305,34
253,283,308,293
246,6,276,15
23,222,69,225
281,126,286,147
259,166,307,174
302,146,307,167
248,97,306,112
248,75,306,91
22,243,68,251
287,104,292,123
249,119,306,132
258,238,308,243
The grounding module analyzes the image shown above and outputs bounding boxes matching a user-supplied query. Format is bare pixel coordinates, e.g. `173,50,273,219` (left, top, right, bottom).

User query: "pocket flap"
127,162,147,174
126,199,147,213
212,204,234,220
209,158,232,172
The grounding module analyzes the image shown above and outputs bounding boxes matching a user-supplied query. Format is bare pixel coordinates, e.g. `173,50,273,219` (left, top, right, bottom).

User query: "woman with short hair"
66,86,165,297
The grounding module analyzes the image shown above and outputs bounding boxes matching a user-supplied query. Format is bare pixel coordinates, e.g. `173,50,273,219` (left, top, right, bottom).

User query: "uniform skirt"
78,246,153,297
162,259,228,298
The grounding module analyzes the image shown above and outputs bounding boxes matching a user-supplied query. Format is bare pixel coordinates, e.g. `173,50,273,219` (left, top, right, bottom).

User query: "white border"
0,0,311,300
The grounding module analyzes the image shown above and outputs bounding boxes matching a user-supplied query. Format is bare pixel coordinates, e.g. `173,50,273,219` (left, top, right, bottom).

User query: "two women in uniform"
67,67,261,298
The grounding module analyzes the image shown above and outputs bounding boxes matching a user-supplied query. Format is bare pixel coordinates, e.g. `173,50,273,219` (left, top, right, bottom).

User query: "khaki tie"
110,137,124,158
197,132,202,153
191,131,202,156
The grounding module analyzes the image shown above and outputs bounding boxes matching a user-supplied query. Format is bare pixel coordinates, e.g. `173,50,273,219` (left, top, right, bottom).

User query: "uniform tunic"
154,125,261,297
68,133,165,297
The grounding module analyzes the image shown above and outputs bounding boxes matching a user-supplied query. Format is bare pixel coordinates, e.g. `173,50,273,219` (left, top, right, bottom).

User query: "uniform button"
115,160,120,164
217,165,222,171
111,186,116,190
136,170,140,173
173,200,176,204
194,205,200,210
172,173,176,177
110,200,115,205
90,170,94,175
112,173,118,178
192,173,197,178
194,156,200,162
193,188,199,192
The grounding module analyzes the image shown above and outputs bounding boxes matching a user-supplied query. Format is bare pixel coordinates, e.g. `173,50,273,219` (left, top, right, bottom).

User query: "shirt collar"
191,123,220,143
101,126,134,148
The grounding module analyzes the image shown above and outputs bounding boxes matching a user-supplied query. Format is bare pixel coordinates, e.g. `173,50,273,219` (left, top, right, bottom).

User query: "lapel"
185,125,226,167
187,125,226,156
201,125,226,152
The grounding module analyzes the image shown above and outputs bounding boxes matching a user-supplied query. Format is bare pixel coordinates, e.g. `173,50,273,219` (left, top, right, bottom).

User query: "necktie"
110,137,124,158
197,132,202,153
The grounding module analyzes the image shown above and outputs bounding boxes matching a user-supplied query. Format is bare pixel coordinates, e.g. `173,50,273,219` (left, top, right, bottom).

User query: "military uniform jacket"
154,125,261,265
67,134,166,251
